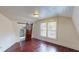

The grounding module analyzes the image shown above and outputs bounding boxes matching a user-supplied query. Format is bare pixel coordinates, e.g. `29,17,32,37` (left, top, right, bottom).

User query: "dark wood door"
25,23,33,41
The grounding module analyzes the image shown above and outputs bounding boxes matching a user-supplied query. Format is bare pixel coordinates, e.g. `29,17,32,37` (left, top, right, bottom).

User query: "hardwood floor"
5,39,78,52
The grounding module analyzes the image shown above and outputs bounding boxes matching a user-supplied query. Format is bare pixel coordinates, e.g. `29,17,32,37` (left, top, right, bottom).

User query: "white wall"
12,21,20,42
32,16,79,50
0,13,18,52
72,7,79,36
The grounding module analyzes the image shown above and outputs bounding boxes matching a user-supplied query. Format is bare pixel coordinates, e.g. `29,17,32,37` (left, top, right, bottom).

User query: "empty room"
0,6,79,52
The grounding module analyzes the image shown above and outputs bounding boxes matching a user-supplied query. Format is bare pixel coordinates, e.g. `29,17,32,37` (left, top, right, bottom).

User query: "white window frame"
47,22,56,39
40,21,57,39
40,23,47,37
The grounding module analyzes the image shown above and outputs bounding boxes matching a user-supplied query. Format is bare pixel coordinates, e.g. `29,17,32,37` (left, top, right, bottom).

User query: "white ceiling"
0,6,73,23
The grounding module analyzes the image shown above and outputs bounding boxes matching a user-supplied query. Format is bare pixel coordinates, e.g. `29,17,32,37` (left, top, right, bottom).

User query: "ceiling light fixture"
33,10,39,17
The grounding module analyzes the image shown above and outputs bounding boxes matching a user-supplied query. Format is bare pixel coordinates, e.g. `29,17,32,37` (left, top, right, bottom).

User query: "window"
48,22,56,39
20,28,25,37
40,23,46,37
40,21,56,39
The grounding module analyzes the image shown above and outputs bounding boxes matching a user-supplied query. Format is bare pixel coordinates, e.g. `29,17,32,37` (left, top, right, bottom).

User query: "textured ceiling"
0,6,73,23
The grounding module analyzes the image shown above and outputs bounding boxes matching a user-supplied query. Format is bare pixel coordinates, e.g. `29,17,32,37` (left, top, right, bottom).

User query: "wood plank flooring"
5,39,78,52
